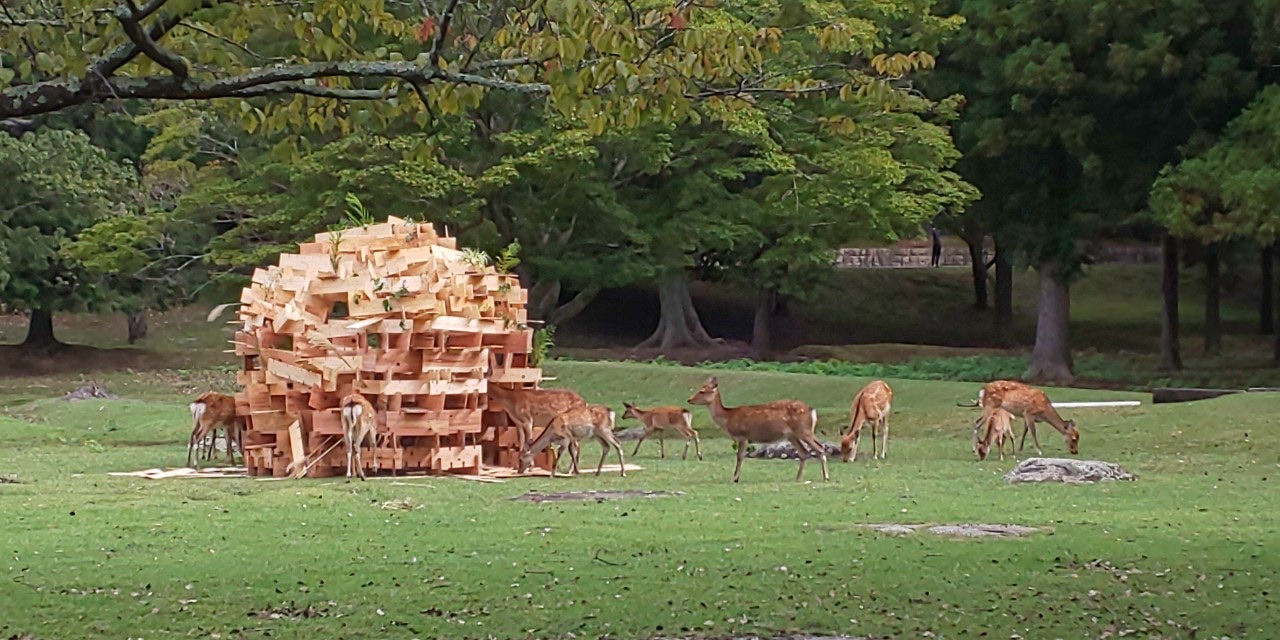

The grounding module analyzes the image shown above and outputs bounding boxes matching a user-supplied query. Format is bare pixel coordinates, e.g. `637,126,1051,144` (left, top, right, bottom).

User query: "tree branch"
428,0,462,68
116,0,189,79
0,60,550,118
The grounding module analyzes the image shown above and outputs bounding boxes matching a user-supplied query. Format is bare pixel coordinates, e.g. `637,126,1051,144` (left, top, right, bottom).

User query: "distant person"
930,226,943,267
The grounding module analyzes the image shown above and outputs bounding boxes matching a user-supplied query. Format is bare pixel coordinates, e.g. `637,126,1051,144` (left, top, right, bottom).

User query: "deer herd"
184,377,1082,483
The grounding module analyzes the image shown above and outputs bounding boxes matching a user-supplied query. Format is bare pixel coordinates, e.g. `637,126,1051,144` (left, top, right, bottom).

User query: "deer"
340,392,381,480
840,380,893,462
687,376,829,483
486,384,588,470
188,392,244,469
621,402,703,461
969,380,1080,456
519,404,627,477
975,406,1018,461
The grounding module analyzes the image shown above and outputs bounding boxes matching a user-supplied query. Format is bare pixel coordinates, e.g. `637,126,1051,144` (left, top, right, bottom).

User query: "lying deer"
487,384,587,470
975,406,1018,461
188,392,244,469
688,376,828,483
340,392,380,480
519,404,627,477
971,380,1080,456
840,380,893,462
621,402,703,460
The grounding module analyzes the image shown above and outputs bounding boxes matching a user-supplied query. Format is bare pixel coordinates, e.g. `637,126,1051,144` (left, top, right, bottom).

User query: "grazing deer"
621,402,703,461
840,380,893,462
340,392,380,480
687,376,829,483
519,404,627,477
975,406,1018,461
188,392,244,469
972,380,1080,456
487,384,587,470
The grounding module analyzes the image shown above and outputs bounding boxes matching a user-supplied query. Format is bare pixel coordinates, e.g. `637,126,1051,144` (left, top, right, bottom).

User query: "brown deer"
975,406,1018,461
487,384,587,470
187,392,244,469
621,402,703,460
340,392,380,480
519,404,627,477
972,380,1080,456
687,376,829,483
840,380,893,462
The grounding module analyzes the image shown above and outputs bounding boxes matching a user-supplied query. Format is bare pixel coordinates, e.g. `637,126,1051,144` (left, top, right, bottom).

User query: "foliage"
0,129,136,317
530,324,556,367
0,361,1276,639
1150,85,1280,246
930,0,1265,272
495,241,521,274
342,192,376,228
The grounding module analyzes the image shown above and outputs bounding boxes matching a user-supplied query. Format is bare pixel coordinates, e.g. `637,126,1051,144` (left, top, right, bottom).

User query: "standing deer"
975,406,1018,461
621,402,703,461
687,376,829,483
487,384,587,470
840,380,893,462
188,391,244,469
971,380,1080,456
519,404,627,477
340,392,380,480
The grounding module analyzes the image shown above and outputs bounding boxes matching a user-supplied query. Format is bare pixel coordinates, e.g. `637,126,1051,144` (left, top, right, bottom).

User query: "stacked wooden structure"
231,217,549,477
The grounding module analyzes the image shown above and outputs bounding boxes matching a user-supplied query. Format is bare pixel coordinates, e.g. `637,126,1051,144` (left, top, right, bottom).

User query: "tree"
0,0,932,141
0,129,137,350
930,0,1265,383
1151,85,1280,365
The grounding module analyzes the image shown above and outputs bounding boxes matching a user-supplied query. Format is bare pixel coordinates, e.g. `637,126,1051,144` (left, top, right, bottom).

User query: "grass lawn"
1,361,1275,639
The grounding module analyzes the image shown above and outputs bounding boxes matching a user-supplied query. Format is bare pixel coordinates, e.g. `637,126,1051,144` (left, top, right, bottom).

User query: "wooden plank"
279,253,337,275
266,359,322,388
287,421,306,478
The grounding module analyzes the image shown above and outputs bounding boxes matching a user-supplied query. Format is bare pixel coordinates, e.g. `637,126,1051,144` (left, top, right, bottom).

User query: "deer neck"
706,391,733,426
525,425,556,457
1038,405,1072,434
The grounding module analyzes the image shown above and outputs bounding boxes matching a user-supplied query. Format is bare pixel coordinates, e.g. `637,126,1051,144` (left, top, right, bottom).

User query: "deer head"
839,433,856,462
687,377,719,406
621,402,639,420
1064,420,1080,454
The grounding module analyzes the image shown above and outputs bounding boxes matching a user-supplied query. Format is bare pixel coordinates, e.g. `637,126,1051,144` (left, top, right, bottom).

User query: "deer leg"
880,417,890,460
658,431,666,459
732,438,748,483
1025,416,1044,455
691,430,703,461
225,425,236,464
870,423,878,461
787,436,810,482
681,434,690,460
632,427,651,457
602,431,626,477
804,434,829,481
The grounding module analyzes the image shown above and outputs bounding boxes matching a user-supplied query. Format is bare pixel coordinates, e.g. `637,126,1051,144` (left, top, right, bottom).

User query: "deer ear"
708,376,718,385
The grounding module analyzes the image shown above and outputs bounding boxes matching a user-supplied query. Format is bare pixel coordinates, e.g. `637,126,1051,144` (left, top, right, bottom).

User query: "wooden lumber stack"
232,216,552,477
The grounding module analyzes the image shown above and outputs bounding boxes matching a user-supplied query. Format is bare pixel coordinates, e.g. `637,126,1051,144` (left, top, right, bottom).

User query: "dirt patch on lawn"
512,490,685,503
855,523,1040,538
0,344,170,377
250,601,335,620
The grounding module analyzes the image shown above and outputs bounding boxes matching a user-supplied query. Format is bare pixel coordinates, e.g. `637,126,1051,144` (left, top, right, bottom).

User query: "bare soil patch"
1003,458,1137,484
0,344,170,377
855,523,1041,538
250,601,335,620
512,489,684,503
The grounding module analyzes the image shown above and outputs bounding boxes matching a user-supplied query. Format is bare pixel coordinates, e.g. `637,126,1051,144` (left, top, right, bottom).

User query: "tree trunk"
993,238,1013,345
637,271,716,352
1261,244,1274,335
1204,245,1221,355
966,234,989,310
1023,260,1074,384
127,311,148,344
23,309,61,351
1158,235,1183,371
527,278,600,326
751,286,777,360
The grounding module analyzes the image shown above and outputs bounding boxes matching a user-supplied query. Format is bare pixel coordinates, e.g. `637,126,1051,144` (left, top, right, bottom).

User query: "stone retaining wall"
835,243,1161,269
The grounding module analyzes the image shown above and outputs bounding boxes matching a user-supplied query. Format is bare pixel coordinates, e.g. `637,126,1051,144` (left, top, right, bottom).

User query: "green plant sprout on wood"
531,325,556,367
462,248,490,267
496,241,521,274
343,193,375,228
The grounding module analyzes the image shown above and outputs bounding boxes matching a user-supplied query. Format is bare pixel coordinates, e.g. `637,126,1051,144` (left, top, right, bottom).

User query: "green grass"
2,361,1276,639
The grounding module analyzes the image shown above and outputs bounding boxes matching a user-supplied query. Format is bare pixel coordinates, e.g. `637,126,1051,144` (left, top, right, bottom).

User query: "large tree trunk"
637,271,716,352
127,311,148,344
1159,235,1183,371
993,238,1014,345
751,286,778,360
965,234,989,310
23,309,61,351
1204,245,1221,355
1261,244,1274,335
1023,260,1074,384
